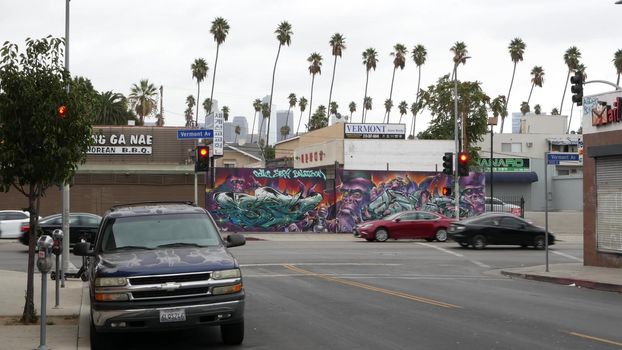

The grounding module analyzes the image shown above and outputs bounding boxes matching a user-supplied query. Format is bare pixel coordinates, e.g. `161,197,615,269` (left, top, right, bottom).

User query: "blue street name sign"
547,153,580,165
177,129,213,139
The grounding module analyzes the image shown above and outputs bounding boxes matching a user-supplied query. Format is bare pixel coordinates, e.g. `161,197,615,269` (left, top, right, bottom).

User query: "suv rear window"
99,213,221,252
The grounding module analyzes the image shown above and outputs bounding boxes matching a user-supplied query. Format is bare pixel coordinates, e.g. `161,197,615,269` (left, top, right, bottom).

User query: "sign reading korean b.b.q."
88,133,153,155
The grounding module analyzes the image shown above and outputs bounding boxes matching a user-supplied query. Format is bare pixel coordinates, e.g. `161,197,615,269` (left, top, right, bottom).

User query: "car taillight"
21,224,29,233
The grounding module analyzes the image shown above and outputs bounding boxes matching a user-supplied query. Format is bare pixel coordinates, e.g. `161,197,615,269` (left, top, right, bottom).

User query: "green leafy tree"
129,79,158,124
250,98,261,143
503,37,526,132
94,91,134,125
266,21,293,147
416,75,489,158
362,48,378,122
222,105,230,122
614,49,622,86
286,93,297,128
306,52,323,132
411,44,427,136
527,66,545,105
191,58,208,126
308,105,328,131
397,101,408,123
185,95,195,127
0,37,93,323
207,17,230,123
296,96,308,135
328,33,346,118
348,101,356,121
386,43,407,123
560,46,582,114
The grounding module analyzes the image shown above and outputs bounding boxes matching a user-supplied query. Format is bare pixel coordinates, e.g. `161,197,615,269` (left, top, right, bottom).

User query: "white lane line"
418,243,491,268
551,250,583,262
243,273,507,280
240,263,400,267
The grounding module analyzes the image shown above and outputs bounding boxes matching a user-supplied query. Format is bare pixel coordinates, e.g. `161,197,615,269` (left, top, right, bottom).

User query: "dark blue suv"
73,201,246,349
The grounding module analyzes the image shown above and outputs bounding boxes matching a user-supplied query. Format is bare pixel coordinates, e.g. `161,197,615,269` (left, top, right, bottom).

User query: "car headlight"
95,277,128,287
212,269,241,280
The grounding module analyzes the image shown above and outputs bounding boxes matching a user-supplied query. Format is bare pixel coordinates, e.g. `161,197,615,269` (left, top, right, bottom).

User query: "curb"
500,270,622,293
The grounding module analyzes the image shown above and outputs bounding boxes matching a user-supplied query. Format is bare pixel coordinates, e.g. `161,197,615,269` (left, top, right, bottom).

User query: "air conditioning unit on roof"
526,142,533,147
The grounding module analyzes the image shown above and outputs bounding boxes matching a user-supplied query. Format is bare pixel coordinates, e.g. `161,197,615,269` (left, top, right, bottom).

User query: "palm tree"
560,46,582,114
306,52,323,132
527,66,545,104
207,17,230,123
411,44,427,136
328,33,346,119
613,49,622,86
308,105,328,131
296,96,308,135
386,43,407,123
348,101,356,121
384,99,393,121
202,98,212,124
490,95,507,121
551,108,560,115
280,125,290,141
129,79,158,125
185,95,196,127
361,48,379,122
250,98,261,143
329,102,339,119
567,63,587,133
191,58,208,126
234,125,241,143
450,41,469,74
266,21,293,147
222,105,229,122
286,93,297,128
95,91,131,125
409,102,419,138
363,97,372,121
520,101,530,116
502,37,526,132
397,101,408,123
258,102,270,144
534,104,542,115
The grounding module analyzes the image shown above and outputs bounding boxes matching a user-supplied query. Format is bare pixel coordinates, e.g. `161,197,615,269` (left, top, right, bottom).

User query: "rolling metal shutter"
596,156,622,253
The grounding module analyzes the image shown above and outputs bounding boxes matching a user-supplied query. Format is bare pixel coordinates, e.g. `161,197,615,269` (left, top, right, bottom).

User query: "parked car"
19,212,102,246
355,210,454,242
0,210,32,239
73,201,246,350
448,212,555,249
485,197,521,215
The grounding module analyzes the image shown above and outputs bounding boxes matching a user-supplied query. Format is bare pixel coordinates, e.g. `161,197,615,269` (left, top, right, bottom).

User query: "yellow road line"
567,331,622,347
283,264,461,309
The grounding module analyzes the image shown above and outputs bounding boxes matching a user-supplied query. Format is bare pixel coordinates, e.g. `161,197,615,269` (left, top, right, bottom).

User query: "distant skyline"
2,0,621,134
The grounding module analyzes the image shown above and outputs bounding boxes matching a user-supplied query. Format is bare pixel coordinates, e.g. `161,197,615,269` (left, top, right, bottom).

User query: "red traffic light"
57,105,67,118
442,186,452,196
199,147,209,157
458,152,468,164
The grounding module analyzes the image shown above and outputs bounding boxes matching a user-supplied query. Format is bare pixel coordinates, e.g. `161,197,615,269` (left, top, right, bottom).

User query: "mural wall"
207,168,485,233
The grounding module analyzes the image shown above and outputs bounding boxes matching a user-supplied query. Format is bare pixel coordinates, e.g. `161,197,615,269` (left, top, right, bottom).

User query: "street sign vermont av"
546,152,580,165
177,129,214,139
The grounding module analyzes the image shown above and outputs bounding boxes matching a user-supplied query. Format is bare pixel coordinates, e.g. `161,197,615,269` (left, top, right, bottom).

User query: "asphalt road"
2,238,621,349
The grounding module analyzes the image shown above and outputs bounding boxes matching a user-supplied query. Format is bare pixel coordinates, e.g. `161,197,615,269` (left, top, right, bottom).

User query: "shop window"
557,169,570,176
224,162,236,168
501,143,522,153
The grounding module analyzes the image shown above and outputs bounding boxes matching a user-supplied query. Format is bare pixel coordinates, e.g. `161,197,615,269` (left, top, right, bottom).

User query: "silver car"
485,197,521,214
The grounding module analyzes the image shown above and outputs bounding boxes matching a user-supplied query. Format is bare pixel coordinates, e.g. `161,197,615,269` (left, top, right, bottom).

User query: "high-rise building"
203,100,220,128
275,110,294,141
232,116,248,142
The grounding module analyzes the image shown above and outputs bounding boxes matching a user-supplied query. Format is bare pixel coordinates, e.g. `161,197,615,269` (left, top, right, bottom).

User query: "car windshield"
99,213,222,252
382,212,403,220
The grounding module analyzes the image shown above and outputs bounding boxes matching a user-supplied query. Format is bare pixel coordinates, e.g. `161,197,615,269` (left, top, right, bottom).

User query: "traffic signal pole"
61,0,71,288
453,64,460,221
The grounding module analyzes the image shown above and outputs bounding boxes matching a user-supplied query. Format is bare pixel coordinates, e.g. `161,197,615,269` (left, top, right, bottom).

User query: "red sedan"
355,211,454,242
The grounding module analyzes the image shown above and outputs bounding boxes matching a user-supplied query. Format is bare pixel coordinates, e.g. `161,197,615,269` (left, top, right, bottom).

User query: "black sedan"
448,212,555,249
19,213,102,246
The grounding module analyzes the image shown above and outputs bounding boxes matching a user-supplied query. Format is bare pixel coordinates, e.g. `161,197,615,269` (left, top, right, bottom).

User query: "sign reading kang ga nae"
344,123,406,139
213,112,224,156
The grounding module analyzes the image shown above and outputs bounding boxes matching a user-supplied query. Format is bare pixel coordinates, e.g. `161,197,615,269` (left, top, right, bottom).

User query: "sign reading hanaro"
344,123,406,139
88,133,153,155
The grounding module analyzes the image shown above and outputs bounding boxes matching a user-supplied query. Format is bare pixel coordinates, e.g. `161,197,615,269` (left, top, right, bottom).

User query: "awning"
484,171,538,184
547,137,579,146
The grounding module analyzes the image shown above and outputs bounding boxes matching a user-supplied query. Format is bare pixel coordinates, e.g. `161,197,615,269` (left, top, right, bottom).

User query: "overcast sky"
2,0,621,134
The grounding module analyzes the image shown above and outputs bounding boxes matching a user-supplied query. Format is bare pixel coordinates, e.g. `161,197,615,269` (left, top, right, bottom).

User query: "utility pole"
61,0,71,288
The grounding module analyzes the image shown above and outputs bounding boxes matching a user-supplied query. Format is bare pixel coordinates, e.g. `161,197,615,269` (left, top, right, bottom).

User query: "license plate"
159,308,186,323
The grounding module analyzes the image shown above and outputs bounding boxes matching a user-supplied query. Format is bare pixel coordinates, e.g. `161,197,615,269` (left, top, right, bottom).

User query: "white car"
0,210,31,239
485,197,521,214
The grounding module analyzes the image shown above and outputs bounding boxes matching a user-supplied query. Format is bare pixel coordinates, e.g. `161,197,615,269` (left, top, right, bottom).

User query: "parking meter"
36,235,54,273
51,229,63,308
52,229,63,255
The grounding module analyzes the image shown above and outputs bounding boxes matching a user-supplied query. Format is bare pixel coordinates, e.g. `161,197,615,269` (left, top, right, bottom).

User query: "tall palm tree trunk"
195,82,200,127
527,83,535,105
328,56,338,123
208,44,221,122
362,71,369,123
560,69,571,115
250,111,257,143
617,73,620,86
258,117,266,144
567,105,575,134
266,44,282,147
411,65,422,136
386,67,397,123
501,63,517,133
296,110,304,135
307,75,316,131
286,107,291,127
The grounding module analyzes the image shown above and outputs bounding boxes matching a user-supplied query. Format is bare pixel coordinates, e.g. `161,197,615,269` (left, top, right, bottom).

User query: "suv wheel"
221,321,244,345
90,320,113,350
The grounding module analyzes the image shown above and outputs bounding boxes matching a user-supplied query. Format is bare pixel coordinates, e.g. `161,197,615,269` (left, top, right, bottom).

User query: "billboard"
344,123,406,139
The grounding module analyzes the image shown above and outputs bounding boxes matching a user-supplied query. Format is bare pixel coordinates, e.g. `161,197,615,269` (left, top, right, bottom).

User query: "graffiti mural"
207,168,485,233
207,168,331,232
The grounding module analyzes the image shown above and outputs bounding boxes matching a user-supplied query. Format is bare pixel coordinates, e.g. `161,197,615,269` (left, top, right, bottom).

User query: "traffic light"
571,71,584,106
442,186,452,196
57,105,67,118
442,152,453,176
457,151,469,176
195,146,210,172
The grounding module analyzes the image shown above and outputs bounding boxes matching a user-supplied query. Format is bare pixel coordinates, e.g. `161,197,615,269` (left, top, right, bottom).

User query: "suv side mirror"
226,233,246,248
73,241,95,256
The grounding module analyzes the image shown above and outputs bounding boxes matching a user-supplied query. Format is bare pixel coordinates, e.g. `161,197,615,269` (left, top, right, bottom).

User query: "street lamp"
487,116,498,205
453,56,470,220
